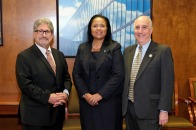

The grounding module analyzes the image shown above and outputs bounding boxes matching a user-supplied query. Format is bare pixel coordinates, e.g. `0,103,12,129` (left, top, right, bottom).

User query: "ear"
151,27,153,33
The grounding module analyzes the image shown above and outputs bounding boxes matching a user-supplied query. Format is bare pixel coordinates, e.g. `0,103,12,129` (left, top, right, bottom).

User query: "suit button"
96,76,99,79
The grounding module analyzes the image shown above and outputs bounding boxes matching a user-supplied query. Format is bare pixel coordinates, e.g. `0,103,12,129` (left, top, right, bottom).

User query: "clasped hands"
83,93,102,106
48,93,68,107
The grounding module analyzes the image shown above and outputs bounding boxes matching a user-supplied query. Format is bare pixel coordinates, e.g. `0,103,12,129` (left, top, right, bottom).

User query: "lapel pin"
149,54,153,58
104,50,106,52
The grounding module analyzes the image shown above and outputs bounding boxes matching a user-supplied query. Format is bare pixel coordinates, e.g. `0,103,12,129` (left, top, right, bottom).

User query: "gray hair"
33,18,54,33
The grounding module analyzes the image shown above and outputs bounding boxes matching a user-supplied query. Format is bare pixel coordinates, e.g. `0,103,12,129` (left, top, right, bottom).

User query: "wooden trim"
0,93,20,115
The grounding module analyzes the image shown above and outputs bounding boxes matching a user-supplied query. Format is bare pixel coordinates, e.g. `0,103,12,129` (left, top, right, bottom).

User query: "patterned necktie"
129,46,143,102
46,50,56,75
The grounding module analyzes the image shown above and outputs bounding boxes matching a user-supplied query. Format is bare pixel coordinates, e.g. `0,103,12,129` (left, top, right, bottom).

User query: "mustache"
39,37,48,40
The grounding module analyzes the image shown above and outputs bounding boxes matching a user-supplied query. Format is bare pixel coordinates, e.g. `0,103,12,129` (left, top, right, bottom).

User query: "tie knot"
139,46,142,50
46,50,51,56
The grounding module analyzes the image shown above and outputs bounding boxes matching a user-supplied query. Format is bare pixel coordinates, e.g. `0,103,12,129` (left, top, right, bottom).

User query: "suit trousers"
125,100,161,130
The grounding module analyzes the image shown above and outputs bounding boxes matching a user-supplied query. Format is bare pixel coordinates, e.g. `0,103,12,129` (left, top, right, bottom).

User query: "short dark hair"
87,14,112,44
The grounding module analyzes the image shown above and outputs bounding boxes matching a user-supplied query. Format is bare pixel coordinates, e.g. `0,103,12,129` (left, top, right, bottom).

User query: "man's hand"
159,111,169,125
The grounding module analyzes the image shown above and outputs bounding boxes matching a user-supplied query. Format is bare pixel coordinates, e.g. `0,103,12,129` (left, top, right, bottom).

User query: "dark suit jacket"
72,41,124,99
72,41,124,130
16,44,72,126
122,41,174,119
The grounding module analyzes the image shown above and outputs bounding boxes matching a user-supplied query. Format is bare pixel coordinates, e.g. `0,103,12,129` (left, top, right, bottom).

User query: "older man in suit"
16,18,72,130
122,16,174,130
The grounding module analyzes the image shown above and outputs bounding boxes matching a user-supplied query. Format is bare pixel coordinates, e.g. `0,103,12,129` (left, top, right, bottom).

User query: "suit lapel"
32,44,56,76
127,45,137,75
96,44,109,72
83,43,92,76
82,41,113,75
52,49,59,79
136,41,156,81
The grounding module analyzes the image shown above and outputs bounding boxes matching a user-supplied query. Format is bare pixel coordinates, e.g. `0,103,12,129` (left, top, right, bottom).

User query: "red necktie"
46,50,56,75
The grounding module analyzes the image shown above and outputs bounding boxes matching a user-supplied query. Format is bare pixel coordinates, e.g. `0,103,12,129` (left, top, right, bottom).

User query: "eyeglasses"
35,30,52,35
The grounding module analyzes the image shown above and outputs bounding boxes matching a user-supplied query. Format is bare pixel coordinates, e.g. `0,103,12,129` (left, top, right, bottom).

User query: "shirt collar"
137,39,151,51
35,43,52,58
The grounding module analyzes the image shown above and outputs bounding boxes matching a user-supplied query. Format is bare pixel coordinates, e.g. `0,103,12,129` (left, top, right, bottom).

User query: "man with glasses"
16,18,72,130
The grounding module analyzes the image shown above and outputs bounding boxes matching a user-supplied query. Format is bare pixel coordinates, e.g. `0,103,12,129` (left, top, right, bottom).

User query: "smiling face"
91,17,107,41
134,16,153,45
33,23,54,49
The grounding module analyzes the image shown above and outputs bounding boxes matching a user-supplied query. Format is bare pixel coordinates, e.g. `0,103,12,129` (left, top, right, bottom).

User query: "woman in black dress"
72,14,124,130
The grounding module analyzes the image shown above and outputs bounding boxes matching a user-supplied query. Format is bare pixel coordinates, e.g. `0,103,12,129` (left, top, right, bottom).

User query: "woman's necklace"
92,44,101,49
92,41,102,49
